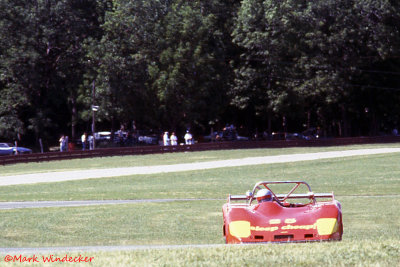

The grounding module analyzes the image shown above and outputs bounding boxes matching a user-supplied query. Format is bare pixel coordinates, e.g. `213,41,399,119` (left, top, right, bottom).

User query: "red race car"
222,181,343,243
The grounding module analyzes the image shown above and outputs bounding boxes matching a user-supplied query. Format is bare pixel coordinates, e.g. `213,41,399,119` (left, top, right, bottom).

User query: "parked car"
94,131,112,141
270,132,286,140
203,129,249,142
136,130,159,145
285,132,305,140
0,143,32,155
271,132,308,140
302,128,320,140
92,130,160,147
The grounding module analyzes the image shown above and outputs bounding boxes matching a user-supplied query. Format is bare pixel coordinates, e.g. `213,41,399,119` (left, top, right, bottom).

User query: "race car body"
222,181,343,243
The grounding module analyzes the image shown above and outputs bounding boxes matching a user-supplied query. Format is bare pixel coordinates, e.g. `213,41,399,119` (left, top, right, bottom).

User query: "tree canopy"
1,0,400,149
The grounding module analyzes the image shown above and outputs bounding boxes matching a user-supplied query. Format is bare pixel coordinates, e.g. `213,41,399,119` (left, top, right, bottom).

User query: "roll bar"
228,181,334,205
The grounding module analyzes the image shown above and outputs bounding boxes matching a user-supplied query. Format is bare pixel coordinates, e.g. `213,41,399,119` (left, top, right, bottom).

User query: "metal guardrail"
1,136,400,165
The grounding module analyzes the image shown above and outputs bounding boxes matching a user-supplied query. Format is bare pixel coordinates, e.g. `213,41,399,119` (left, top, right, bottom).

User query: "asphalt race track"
0,199,216,210
1,147,400,186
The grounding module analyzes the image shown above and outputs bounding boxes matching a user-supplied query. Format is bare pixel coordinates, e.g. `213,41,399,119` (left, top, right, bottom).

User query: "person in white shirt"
81,132,87,150
59,135,65,152
184,130,193,145
163,132,170,146
170,132,178,146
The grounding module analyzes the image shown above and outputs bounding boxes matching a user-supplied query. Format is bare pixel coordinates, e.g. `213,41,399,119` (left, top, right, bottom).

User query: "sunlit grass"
0,201,224,247
85,240,400,267
0,144,399,266
0,143,399,176
3,242,400,267
0,196,398,248
0,152,399,201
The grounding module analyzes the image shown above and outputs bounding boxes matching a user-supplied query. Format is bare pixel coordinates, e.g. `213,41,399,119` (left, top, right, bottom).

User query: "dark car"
136,130,159,145
271,132,306,140
302,128,320,140
0,143,32,155
204,129,249,142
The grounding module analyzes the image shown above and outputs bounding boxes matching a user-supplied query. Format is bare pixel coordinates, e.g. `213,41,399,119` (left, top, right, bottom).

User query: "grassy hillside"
0,145,399,266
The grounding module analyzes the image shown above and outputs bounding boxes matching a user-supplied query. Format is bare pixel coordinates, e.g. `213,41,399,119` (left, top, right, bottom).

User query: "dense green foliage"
1,0,400,149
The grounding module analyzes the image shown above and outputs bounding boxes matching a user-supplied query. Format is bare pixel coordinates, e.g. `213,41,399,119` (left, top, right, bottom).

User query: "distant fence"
1,136,400,165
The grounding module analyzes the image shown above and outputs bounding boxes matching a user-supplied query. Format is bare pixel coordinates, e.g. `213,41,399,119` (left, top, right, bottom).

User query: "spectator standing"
65,136,69,151
59,135,65,152
170,132,178,146
81,132,87,150
88,135,94,150
163,132,170,146
184,130,193,145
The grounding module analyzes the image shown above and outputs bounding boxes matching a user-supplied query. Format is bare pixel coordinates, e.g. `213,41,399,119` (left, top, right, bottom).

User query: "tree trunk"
341,105,350,137
267,113,272,135
71,96,77,140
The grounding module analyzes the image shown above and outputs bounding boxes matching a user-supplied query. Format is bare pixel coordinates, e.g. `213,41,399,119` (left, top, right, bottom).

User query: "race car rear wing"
228,181,335,204
276,192,334,200
229,192,334,202
229,195,250,201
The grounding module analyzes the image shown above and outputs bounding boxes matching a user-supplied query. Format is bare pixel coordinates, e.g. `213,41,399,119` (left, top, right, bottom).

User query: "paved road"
1,147,400,186
0,199,215,210
1,195,398,210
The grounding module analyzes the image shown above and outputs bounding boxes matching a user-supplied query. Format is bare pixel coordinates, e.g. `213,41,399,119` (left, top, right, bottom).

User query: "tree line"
1,0,400,149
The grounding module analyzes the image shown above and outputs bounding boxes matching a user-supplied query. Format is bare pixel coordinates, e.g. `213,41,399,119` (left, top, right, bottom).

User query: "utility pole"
91,80,97,150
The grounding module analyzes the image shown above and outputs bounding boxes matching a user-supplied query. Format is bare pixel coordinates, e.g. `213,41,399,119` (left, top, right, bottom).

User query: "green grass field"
1,143,399,176
0,145,399,266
